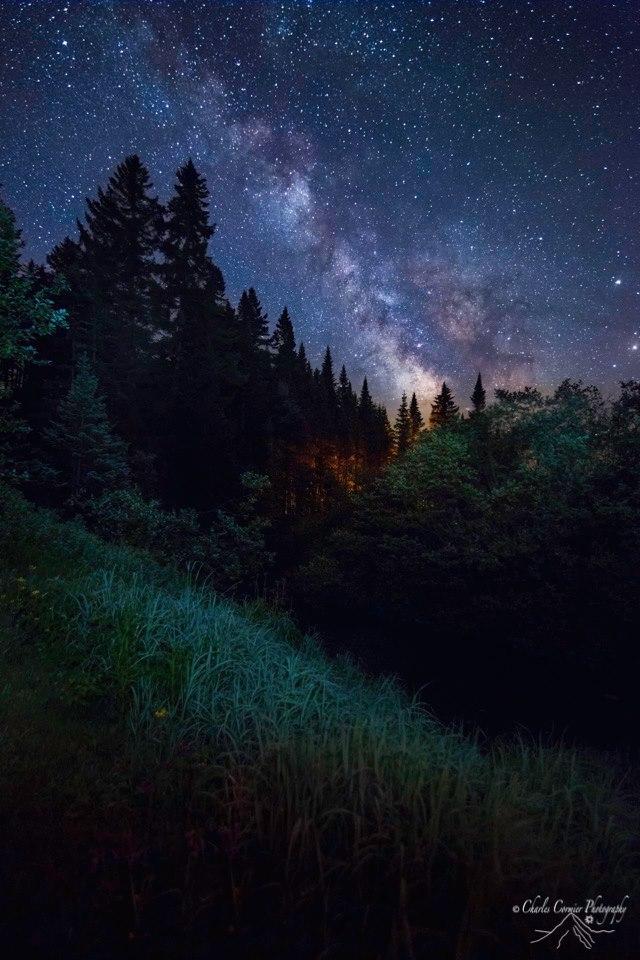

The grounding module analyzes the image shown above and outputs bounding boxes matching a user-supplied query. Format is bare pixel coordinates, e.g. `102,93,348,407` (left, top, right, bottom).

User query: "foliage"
44,353,129,502
0,199,66,478
81,486,201,560
80,473,272,592
298,380,640,664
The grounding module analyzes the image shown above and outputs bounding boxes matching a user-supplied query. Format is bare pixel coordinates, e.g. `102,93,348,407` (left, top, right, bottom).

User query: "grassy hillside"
0,485,637,958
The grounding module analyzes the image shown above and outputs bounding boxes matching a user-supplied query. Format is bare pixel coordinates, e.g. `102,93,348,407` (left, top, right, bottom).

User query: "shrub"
81,474,273,593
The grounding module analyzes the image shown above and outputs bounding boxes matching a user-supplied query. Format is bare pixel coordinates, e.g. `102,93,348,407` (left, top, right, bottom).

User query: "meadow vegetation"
1,485,637,957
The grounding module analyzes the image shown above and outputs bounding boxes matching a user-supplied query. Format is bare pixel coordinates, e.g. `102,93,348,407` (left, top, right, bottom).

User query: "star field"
1,0,639,407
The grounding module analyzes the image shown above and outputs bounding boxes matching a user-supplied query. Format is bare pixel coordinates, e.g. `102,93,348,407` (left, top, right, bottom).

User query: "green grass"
0,484,637,958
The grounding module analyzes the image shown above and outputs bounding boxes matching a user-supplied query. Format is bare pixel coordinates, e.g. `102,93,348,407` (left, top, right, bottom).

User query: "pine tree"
271,309,301,429
163,159,224,330
298,341,313,390
337,364,358,467
376,405,394,462
45,353,128,502
429,381,460,428
313,346,337,441
162,160,239,507
296,341,314,408
337,365,353,409
234,287,274,474
394,392,412,455
409,392,425,442
0,199,66,477
357,378,376,468
271,307,297,384
74,155,164,445
470,372,486,413
320,346,337,396
358,378,374,419
163,159,226,358
362,398,394,475
297,341,309,371
238,288,269,350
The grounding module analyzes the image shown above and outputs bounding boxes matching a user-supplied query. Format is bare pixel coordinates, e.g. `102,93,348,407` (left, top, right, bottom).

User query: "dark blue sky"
2,0,639,409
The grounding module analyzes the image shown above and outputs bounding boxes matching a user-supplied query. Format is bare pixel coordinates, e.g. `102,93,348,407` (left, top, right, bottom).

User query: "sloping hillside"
0,486,636,958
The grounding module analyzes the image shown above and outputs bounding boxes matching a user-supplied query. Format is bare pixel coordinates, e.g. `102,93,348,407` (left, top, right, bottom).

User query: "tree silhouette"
470,373,486,413
45,353,128,502
430,381,459,428
74,155,164,445
162,160,235,507
394,392,412,455
238,288,269,350
409,392,425,442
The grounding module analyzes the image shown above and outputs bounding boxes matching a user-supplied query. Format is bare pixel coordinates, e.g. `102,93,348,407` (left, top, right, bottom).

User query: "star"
0,0,638,404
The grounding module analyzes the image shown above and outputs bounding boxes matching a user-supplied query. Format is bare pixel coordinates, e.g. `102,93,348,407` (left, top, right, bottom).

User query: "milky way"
1,0,639,410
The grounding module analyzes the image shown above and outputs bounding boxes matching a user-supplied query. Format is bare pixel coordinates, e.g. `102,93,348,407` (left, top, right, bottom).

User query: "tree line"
1,155,497,529
0,156,500,589
2,155,424,520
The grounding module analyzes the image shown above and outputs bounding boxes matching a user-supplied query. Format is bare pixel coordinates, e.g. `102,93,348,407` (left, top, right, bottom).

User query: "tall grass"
1,486,637,957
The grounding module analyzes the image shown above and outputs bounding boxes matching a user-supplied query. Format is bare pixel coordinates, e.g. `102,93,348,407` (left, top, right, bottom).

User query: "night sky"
2,0,639,409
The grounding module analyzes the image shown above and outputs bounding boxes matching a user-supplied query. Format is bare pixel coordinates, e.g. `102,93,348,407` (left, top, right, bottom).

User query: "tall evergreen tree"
358,378,374,420
320,347,337,396
357,378,376,470
271,309,299,419
336,364,358,471
369,403,393,473
45,354,128,503
162,160,235,508
337,365,356,413
237,288,269,350
429,381,460,429
295,341,314,411
470,373,486,413
74,155,164,446
163,158,224,328
409,392,425,442
233,286,274,475
316,346,338,441
271,307,297,387
394,392,412,455
297,341,308,370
